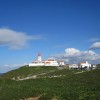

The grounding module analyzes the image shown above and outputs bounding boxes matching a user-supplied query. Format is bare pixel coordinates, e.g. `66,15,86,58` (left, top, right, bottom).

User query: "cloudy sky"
0,0,100,73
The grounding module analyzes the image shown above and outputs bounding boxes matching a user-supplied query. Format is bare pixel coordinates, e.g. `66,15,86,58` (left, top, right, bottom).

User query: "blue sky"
0,0,100,73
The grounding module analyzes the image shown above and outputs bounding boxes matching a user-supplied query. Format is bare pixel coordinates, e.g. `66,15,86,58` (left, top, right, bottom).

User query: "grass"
0,65,58,79
0,65,100,100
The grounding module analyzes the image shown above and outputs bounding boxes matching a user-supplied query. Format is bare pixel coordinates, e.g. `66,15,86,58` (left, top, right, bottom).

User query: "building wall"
29,62,44,67
59,62,64,66
29,60,59,67
69,64,78,69
79,61,91,68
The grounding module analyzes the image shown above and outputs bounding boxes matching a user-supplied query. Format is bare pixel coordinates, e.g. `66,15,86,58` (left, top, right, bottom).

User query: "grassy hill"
0,65,100,100
0,65,58,80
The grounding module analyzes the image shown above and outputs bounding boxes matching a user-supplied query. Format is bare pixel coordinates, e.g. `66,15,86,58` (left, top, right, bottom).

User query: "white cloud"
90,42,100,49
0,28,42,49
52,48,100,64
65,48,80,57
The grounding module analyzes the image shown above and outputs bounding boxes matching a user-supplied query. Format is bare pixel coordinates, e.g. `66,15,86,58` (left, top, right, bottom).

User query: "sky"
0,0,100,73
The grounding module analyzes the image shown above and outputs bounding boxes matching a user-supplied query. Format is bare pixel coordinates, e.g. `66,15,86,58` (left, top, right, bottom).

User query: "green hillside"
0,66,100,100
0,65,58,80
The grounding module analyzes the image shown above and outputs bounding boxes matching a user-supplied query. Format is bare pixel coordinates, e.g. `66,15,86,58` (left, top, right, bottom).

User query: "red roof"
38,52,41,56
45,62,51,63
47,59,55,61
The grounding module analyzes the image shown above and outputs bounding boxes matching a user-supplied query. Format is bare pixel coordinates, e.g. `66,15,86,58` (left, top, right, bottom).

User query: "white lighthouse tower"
38,52,42,62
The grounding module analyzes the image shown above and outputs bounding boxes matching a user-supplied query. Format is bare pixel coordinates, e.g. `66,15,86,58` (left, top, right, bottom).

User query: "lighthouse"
29,52,59,67
38,52,42,62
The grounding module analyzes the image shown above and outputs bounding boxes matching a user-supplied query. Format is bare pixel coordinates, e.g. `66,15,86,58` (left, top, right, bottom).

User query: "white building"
79,61,91,69
38,52,41,62
44,58,59,66
29,53,59,67
69,64,79,69
29,53,44,67
92,64,97,69
29,61,44,66
59,61,65,66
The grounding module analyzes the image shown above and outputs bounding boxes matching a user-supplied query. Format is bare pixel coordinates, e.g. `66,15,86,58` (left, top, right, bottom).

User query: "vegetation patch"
0,65,100,100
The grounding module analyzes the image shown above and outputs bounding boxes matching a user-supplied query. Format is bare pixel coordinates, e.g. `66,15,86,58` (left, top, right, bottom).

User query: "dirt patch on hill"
20,96,58,100
20,96,40,100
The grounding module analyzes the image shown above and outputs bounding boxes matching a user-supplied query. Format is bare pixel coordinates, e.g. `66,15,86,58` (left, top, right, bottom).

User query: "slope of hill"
0,65,100,100
0,65,59,80
0,73,3,75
